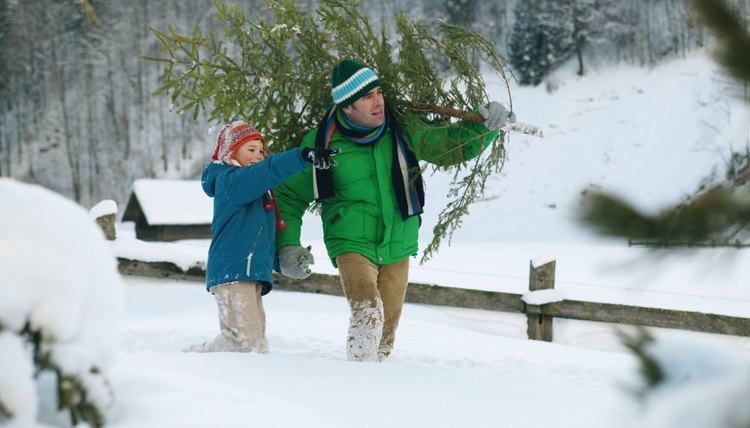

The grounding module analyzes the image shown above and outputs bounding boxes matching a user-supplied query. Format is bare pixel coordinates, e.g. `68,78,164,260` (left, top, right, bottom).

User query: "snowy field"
3,50,750,427
113,275,642,428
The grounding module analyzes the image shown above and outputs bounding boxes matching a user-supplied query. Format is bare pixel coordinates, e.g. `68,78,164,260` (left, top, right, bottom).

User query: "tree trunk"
0,114,5,177
51,42,82,201
86,63,99,197
121,92,131,161
106,56,123,158
571,0,585,76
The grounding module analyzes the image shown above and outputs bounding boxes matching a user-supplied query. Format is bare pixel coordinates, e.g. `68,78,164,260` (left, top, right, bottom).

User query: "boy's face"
233,139,265,166
342,86,385,128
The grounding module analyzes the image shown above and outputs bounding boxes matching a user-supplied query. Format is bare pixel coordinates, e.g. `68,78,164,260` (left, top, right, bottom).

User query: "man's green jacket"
274,116,500,267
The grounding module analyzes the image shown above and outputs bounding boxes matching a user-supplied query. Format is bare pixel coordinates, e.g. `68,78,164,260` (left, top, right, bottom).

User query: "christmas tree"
145,0,529,261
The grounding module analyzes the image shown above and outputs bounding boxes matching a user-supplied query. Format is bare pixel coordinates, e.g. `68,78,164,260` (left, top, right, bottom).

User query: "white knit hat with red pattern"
211,121,265,164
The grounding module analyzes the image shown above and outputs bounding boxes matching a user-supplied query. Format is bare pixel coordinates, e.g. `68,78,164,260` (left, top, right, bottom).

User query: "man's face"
342,86,385,128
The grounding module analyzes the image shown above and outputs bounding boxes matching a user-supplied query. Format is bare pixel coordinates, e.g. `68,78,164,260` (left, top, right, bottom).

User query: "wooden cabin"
122,179,213,241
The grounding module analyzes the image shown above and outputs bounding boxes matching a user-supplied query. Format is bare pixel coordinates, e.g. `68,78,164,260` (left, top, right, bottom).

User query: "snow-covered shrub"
0,179,125,427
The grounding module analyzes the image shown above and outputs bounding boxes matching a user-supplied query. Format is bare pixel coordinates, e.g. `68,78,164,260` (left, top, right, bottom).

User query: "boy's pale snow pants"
187,281,270,353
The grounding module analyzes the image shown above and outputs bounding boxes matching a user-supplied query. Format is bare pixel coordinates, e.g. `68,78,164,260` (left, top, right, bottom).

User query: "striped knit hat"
330,59,381,108
211,121,265,165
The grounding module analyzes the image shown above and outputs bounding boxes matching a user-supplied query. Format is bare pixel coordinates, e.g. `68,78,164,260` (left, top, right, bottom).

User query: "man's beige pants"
187,281,270,353
336,252,409,362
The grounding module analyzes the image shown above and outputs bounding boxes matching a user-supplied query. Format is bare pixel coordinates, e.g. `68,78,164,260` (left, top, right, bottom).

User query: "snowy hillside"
422,51,748,244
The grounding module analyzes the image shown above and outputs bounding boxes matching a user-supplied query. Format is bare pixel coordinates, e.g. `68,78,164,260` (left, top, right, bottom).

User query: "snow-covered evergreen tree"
509,0,573,85
0,179,125,427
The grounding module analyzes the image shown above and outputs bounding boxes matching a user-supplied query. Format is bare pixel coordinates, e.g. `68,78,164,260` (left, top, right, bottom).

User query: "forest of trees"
0,0,748,208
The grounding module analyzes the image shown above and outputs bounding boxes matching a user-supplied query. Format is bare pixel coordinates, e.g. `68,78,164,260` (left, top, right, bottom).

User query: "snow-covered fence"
115,256,750,341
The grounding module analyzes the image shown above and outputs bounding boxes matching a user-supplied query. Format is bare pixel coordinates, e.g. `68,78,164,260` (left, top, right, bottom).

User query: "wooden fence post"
526,259,556,342
95,213,117,240
90,200,118,241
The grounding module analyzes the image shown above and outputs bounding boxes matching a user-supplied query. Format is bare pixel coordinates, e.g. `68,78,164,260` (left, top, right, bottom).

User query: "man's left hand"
479,101,516,131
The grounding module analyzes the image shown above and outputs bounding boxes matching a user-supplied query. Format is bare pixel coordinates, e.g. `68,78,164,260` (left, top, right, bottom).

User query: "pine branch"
616,327,665,399
421,151,501,263
75,0,99,27
18,323,108,428
506,122,544,138
578,187,750,243
628,239,750,249
693,0,750,82
0,399,10,420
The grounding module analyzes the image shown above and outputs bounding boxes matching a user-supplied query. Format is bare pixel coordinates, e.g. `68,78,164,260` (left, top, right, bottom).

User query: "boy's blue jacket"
201,148,308,294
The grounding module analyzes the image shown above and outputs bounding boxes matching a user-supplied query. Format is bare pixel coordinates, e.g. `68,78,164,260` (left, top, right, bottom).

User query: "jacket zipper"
246,225,264,276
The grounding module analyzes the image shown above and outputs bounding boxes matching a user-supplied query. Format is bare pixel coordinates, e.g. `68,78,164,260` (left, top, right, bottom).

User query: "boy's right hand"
278,245,314,279
302,147,340,170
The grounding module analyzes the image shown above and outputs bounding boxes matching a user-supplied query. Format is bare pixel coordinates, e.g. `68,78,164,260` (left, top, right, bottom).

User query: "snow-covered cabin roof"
123,179,212,226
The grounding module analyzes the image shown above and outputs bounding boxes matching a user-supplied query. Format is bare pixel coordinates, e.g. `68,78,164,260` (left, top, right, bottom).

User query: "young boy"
187,120,337,353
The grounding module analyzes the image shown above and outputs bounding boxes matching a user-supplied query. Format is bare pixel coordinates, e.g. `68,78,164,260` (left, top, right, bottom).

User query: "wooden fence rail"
117,257,750,341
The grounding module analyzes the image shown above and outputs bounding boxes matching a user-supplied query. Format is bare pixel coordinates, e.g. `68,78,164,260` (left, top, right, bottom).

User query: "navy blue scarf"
312,106,425,220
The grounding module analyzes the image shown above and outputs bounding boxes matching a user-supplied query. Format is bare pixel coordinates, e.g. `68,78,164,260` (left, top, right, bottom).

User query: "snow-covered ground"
3,50,750,427
113,275,643,428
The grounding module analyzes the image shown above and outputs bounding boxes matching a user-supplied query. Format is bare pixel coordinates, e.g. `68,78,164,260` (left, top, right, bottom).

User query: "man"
275,59,515,362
